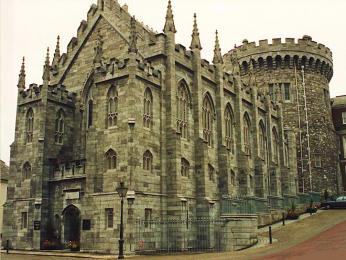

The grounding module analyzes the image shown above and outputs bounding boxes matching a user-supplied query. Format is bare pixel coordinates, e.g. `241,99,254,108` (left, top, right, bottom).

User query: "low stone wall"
257,210,285,227
221,214,258,251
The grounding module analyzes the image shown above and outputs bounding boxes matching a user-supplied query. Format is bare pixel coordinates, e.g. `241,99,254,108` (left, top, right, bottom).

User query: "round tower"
224,35,340,193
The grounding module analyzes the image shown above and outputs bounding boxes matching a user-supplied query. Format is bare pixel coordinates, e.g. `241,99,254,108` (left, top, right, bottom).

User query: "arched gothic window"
88,100,93,128
258,121,266,160
143,88,153,128
272,127,280,164
243,113,251,156
105,149,117,170
202,94,214,146
26,108,34,143
177,82,189,138
23,162,31,180
225,105,234,152
55,110,65,144
107,85,118,127
181,158,190,177
143,150,153,171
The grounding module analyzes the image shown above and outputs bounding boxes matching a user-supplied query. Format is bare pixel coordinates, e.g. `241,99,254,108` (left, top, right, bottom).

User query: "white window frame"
342,136,346,158
342,112,346,125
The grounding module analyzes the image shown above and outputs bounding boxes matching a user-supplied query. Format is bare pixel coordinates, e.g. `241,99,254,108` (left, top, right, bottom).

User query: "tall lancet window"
225,104,234,152
259,121,266,161
177,82,189,138
87,88,93,128
26,108,34,143
143,88,153,128
202,93,215,146
243,113,251,156
55,110,65,144
272,127,280,164
107,85,118,128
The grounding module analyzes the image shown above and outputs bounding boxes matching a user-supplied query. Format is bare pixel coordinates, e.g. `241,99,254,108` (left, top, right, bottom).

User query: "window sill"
105,227,114,230
107,126,118,130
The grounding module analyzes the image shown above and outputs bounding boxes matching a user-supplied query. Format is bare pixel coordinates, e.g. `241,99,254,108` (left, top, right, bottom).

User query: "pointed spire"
17,57,26,90
213,30,223,64
53,35,60,61
163,0,176,33
190,13,202,50
42,47,51,82
52,36,60,70
128,16,138,53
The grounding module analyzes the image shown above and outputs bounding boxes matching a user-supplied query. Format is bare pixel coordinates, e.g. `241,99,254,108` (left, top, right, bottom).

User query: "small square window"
314,155,322,168
82,219,91,230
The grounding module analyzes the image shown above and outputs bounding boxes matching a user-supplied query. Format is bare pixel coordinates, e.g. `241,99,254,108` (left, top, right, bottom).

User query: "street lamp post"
116,182,128,259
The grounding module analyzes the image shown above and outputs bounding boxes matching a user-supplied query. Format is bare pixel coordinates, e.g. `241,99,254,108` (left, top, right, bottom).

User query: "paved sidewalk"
253,210,321,248
0,250,120,259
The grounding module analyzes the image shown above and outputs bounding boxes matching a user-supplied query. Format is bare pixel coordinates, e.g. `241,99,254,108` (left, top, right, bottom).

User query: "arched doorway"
62,205,81,250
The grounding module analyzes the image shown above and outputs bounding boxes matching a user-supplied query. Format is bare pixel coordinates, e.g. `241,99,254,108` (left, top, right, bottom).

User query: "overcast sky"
1,0,345,164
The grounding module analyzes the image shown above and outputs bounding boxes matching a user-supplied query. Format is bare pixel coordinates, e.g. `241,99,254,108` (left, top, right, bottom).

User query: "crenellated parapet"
47,84,76,107
18,83,42,105
224,35,333,82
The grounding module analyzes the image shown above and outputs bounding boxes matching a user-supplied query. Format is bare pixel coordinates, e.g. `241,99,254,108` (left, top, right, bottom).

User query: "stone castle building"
225,37,341,193
2,0,336,253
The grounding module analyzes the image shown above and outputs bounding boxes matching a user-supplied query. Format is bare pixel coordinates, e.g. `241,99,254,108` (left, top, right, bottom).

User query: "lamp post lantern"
116,182,128,259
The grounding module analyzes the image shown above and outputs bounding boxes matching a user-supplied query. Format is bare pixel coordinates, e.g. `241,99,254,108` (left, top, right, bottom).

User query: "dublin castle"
3,0,341,254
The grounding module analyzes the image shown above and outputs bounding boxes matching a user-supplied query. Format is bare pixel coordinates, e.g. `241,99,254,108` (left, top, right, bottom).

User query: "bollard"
6,240,9,253
269,226,272,244
282,212,285,226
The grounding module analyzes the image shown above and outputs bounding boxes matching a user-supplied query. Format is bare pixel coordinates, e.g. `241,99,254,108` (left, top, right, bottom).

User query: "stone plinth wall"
221,214,258,251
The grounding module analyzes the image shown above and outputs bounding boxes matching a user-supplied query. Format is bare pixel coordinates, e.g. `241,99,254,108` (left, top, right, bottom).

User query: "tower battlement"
224,36,333,82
